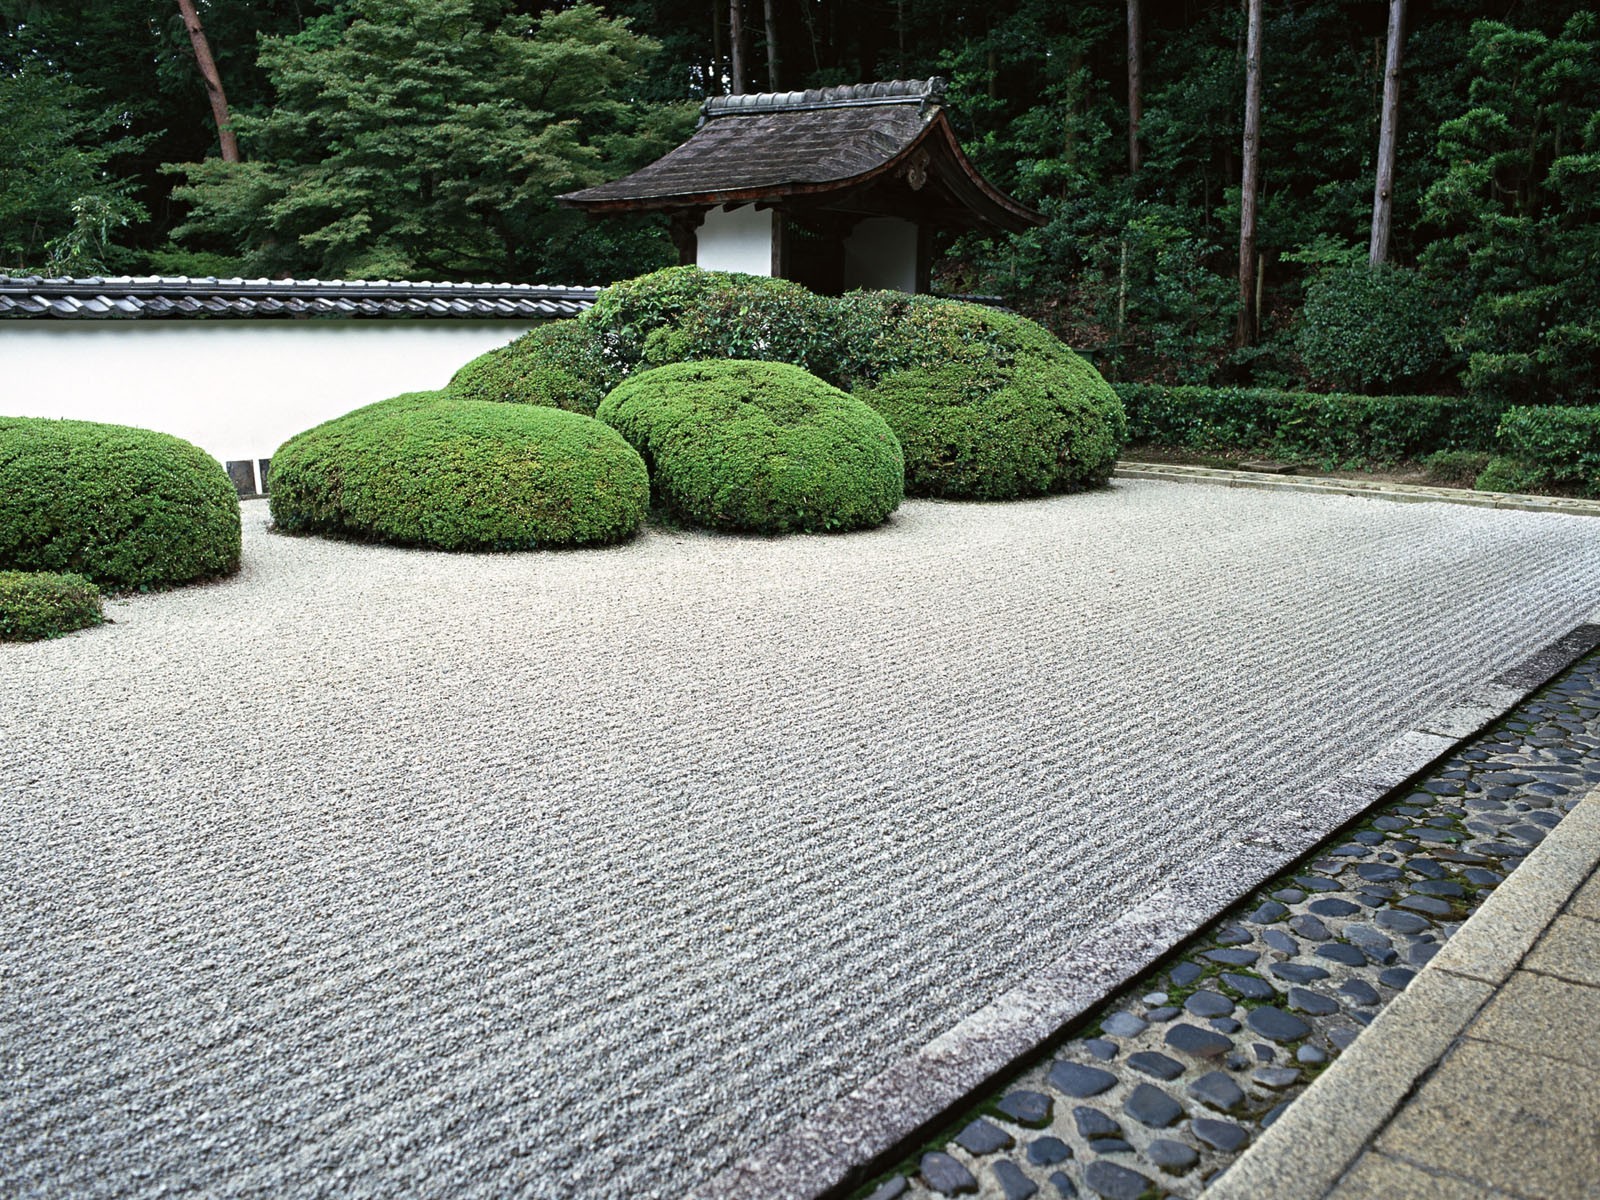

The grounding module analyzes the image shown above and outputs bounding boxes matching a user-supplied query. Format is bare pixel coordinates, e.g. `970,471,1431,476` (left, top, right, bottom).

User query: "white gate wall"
0,319,537,473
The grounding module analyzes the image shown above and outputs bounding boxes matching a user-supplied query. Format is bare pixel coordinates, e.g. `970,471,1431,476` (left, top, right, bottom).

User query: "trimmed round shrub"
854,302,1126,499
446,274,1125,504
0,570,104,641
447,320,612,415
583,266,844,382
269,392,650,550
597,360,904,534
0,417,241,588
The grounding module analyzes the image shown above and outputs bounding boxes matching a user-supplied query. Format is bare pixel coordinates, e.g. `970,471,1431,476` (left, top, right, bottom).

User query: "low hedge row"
1115,384,1507,467
0,570,104,641
0,417,241,588
1478,406,1600,497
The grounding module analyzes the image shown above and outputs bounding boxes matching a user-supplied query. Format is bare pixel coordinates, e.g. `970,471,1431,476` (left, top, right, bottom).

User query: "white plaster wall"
695,205,775,275
842,217,919,293
0,319,538,471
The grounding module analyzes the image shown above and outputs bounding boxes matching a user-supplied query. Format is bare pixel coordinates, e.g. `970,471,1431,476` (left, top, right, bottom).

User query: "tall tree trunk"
1236,0,1264,347
1127,0,1143,173
729,0,746,95
711,0,724,95
1369,0,1405,265
763,0,780,90
176,0,240,163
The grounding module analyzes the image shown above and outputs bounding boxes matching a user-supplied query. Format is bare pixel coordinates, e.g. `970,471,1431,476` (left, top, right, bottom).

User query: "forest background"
1,0,1595,406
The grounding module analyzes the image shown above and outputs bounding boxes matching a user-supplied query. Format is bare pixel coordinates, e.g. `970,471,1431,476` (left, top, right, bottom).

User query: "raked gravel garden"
6,272,1600,1199
4,484,1600,1199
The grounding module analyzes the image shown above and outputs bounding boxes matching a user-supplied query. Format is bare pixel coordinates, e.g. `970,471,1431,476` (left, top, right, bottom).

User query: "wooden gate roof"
559,79,1041,234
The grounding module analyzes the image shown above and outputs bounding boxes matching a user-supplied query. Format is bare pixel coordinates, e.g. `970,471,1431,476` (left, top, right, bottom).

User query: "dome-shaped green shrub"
446,320,612,415
583,266,841,381
0,417,241,588
269,392,649,550
597,360,904,534
0,570,104,641
855,301,1126,499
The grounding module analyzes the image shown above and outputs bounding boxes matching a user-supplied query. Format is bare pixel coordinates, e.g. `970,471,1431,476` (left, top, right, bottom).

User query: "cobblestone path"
876,652,1600,1200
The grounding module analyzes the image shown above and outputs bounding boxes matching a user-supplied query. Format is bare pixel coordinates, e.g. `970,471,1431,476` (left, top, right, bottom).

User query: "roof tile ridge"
701,77,945,118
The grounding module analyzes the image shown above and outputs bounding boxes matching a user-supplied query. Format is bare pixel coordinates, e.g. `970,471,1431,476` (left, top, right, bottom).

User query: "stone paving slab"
1370,1036,1600,1199
4,483,1600,1200
1113,462,1600,518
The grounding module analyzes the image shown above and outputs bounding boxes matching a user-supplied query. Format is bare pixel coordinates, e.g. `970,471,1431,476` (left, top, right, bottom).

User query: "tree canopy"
170,1,696,281
1,0,1595,403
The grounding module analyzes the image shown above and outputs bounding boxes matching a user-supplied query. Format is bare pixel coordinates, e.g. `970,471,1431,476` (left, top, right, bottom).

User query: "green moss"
597,360,904,534
445,320,612,415
0,570,103,641
0,417,240,589
269,392,650,550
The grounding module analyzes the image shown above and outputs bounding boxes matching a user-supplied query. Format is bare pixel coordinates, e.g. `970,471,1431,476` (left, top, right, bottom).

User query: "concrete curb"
1112,462,1600,518
694,624,1600,1200
1202,785,1600,1200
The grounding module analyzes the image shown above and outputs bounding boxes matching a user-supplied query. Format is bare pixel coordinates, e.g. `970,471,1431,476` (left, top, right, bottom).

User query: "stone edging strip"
694,617,1600,1200
1112,462,1600,517
1202,783,1600,1200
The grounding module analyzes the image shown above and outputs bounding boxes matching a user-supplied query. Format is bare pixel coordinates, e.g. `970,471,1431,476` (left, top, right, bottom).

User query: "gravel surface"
884,653,1600,1200
3,482,1598,1199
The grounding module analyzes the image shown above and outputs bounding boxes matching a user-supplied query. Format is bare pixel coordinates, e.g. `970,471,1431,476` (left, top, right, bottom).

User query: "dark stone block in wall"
258,458,271,494
226,459,257,496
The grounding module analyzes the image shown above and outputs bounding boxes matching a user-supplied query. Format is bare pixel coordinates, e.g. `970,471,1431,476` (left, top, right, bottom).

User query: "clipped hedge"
583,266,846,384
1116,384,1507,466
597,360,904,534
270,392,650,550
1476,406,1600,497
449,271,1126,503
0,417,241,588
447,320,612,415
856,301,1126,499
0,570,104,641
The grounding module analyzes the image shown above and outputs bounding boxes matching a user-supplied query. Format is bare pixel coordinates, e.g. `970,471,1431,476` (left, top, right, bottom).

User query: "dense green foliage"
1420,15,1600,408
448,320,612,414
1294,261,1457,394
597,360,904,534
584,267,848,383
1422,450,1492,487
5,0,1595,401
0,66,146,272
462,271,1125,500
0,570,103,641
1476,406,1600,497
856,302,1125,498
167,2,695,282
1117,384,1506,467
269,392,649,549
0,418,240,588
